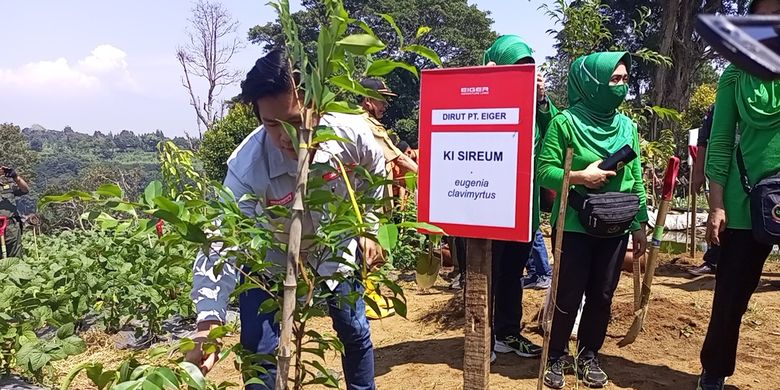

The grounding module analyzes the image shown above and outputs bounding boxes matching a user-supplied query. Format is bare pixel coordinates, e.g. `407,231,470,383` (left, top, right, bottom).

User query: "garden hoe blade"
619,157,680,347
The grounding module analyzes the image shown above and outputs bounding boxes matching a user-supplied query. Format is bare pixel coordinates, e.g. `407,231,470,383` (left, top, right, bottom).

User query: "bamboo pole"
690,179,697,258
537,148,574,390
276,58,317,387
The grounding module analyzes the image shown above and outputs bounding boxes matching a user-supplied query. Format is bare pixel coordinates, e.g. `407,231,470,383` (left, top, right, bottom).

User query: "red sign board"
417,65,537,242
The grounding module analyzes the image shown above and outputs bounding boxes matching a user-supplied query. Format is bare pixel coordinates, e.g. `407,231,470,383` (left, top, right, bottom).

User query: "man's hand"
185,321,222,375
537,73,547,102
1,166,17,179
632,227,647,259
572,161,617,189
706,207,728,246
360,237,385,270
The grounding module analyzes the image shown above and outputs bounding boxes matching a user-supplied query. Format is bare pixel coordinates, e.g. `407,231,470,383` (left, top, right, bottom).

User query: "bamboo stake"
689,167,696,258
537,148,574,390
276,59,317,388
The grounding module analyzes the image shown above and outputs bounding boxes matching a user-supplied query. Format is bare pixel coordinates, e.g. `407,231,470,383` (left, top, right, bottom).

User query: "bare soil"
54,253,780,390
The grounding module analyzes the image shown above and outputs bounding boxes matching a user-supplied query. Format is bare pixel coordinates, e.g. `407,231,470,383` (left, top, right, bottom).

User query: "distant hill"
16,125,200,229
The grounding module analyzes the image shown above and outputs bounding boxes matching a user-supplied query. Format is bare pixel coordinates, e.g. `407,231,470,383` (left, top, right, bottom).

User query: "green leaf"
39,190,93,207
113,381,143,390
96,183,123,198
178,362,206,390
280,121,300,154
312,127,351,145
60,335,86,356
416,26,431,39
324,101,363,115
377,224,399,251
379,13,404,47
336,34,385,55
16,342,50,372
152,367,180,389
390,296,408,318
328,75,383,100
144,181,163,206
153,197,181,216
56,323,75,339
404,44,443,67
182,223,207,244
366,60,418,78
398,221,445,234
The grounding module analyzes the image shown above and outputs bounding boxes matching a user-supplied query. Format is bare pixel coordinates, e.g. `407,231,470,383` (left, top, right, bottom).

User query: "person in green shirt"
699,1,780,388
0,165,30,259
537,51,648,389
476,34,558,362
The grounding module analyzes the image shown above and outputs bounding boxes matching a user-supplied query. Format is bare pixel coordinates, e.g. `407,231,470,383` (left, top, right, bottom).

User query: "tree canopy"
248,0,497,143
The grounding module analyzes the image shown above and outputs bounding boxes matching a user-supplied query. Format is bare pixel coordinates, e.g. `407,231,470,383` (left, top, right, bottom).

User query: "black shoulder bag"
736,146,780,245
568,190,640,238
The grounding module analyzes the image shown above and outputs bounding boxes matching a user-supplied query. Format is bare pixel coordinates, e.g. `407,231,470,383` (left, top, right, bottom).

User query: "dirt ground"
53,253,780,390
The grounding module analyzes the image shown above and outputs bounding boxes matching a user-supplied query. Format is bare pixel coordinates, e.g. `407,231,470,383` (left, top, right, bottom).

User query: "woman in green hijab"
698,1,780,389
464,35,558,363
537,52,648,389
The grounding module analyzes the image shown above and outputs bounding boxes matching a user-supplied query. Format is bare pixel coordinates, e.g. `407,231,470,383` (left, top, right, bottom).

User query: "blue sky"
0,0,556,137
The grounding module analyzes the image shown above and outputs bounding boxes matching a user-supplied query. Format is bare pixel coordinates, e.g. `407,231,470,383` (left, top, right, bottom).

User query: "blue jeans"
525,230,552,278
239,278,375,390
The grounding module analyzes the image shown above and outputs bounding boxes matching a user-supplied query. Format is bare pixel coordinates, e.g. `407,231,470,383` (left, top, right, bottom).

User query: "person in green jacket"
537,52,648,389
475,34,559,362
699,1,780,389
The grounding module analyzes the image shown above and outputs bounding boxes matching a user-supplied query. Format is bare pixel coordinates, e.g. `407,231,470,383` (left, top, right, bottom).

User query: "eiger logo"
460,86,490,96
608,225,620,234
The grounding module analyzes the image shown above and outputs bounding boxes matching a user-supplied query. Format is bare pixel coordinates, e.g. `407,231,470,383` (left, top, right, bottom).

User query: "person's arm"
538,117,615,192
705,69,739,245
191,166,256,327
187,165,258,373
393,153,418,174
2,167,29,195
14,175,29,195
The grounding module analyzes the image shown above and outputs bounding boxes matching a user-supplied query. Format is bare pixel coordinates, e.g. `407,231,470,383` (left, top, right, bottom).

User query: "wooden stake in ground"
536,148,574,390
619,157,680,347
276,90,317,389
463,238,492,390
689,175,697,258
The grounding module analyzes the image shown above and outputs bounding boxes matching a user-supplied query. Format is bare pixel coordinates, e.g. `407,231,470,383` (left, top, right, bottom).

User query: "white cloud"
78,44,129,73
0,44,138,94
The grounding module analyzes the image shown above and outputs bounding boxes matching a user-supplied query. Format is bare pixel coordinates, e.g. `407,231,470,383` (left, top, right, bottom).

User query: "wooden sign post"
463,239,492,390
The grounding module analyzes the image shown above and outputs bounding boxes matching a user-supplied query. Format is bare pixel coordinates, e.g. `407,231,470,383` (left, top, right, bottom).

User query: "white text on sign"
431,108,520,126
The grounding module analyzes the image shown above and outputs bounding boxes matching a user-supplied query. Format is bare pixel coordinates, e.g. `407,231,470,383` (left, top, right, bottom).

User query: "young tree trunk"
276,108,316,390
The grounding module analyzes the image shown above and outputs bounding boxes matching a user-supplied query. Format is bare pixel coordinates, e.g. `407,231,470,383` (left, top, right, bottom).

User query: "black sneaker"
494,334,542,357
543,357,568,389
696,371,725,390
576,357,608,388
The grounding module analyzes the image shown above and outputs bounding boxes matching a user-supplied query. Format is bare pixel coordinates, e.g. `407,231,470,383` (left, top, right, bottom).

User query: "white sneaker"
491,351,497,363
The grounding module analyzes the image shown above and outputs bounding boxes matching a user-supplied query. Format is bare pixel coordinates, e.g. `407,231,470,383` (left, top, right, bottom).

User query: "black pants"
549,231,628,360
490,240,532,347
701,229,774,377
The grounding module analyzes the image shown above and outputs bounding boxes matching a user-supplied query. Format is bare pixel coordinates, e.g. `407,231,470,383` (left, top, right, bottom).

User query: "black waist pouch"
737,147,780,245
569,190,640,238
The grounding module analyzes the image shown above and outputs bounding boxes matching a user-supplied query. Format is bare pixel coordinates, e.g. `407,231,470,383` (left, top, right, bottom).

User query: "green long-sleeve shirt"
531,98,558,233
537,112,649,234
705,68,780,230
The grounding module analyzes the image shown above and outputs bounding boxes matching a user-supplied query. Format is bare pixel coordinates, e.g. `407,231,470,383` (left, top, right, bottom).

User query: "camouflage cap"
360,78,398,97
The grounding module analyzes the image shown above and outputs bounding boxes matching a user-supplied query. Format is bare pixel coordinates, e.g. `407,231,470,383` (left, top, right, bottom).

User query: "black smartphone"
599,145,637,172
697,14,780,80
